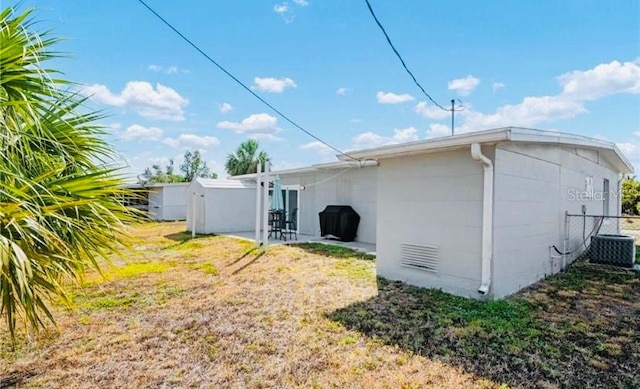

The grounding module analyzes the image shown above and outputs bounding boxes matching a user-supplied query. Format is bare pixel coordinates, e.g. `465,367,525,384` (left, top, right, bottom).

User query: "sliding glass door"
281,185,300,233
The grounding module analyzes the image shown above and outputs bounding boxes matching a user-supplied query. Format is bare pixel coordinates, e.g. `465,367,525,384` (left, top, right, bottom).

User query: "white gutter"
471,143,493,295
230,159,379,180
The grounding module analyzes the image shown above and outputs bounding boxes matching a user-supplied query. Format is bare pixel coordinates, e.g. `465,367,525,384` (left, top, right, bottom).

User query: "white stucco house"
186,178,257,234
230,127,633,299
341,127,633,299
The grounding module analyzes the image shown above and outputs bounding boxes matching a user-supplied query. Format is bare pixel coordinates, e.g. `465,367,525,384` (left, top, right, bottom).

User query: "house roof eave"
338,127,634,174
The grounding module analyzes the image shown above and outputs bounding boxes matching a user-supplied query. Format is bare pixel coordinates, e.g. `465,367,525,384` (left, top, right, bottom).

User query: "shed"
341,127,633,299
147,183,189,221
186,178,257,234
121,182,189,221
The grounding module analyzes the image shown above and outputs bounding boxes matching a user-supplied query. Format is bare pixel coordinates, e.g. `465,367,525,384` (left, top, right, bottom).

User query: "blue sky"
20,0,640,179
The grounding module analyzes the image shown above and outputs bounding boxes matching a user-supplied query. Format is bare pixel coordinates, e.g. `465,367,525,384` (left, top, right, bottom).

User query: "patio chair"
285,208,298,240
268,210,286,240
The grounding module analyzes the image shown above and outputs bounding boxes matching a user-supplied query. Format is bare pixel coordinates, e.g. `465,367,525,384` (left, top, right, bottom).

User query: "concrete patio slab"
221,230,376,256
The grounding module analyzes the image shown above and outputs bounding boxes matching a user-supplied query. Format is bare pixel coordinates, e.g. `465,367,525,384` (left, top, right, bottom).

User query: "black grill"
318,205,360,242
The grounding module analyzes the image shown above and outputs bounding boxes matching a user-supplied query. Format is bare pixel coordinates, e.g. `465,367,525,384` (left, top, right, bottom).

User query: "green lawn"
331,264,639,388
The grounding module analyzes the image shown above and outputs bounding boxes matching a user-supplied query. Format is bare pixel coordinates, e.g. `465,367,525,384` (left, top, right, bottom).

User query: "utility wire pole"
448,99,464,135
451,99,455,136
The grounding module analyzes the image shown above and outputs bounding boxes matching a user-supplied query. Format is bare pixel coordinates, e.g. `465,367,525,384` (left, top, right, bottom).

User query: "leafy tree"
0,7,134,340
181,150,215,181
225,139,270,176
137,151,217,185
138,159,184,185
621,176,640,215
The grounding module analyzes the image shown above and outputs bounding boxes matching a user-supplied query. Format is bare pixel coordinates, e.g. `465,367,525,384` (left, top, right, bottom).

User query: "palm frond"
0,6,136,342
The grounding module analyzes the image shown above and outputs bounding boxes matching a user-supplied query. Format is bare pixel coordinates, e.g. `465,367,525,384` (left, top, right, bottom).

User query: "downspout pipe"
471,143,493,295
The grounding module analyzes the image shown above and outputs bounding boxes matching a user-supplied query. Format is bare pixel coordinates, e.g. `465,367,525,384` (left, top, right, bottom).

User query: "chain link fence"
558,213,640,268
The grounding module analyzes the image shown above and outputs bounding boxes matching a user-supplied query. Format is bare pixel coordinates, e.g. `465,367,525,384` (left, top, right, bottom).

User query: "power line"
364,0,450,112
136,0,358,161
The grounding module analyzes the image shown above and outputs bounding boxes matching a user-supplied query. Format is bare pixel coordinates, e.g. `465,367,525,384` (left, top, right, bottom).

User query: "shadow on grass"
292,242,375,261
327,264,639,388
226,248,261,268
0,370,37,388
164,231,215,242
232,252,265,275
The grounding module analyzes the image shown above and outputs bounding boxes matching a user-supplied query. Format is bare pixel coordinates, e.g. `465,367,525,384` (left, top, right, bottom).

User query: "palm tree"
0,7,134,341
225,139,270,176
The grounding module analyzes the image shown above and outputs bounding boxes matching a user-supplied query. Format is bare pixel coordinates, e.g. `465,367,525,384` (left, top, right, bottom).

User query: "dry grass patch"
2,222,638,388
1,222,481,388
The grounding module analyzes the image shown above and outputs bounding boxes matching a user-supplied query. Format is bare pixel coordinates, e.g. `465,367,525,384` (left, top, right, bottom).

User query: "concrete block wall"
492,143,621,297
375,148,486,298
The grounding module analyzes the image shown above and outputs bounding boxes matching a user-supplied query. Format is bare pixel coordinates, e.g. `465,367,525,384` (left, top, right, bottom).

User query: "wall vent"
401,243,438,273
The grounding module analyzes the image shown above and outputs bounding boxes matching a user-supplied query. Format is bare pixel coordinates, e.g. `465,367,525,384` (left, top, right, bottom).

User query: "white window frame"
282,185,301,233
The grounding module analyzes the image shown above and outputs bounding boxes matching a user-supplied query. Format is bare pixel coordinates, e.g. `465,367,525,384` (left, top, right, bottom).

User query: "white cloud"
448,75,480,96
415,101,450,120
252,77,297,93
107,123,122,131
148,64,162,72
425,60,640,134
80,81,189,121
273,2,295,23
376,91,415,104
274,3,289,13
460,95,586,129
120,124,163,141
492,82,505,92
616,141,636,156
352,127,419,149
336,87,351,96
617,140,640,173
615,131,640,173
81,84,124,106
300,141,332,154
274,0,307,22
217,113,281,138
163,134,220,149
426,123,452,138
350,118,363,123
207,159,225,179
219,102,233,113
558,60,640,100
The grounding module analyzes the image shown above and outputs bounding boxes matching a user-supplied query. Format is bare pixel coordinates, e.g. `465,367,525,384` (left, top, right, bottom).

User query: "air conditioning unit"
589,234,636,268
